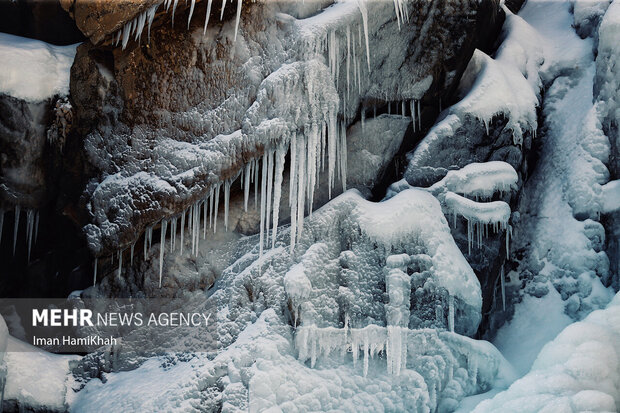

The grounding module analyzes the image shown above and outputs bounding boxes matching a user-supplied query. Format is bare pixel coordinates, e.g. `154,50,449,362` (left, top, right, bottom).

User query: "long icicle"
265,151,274,248
271,144,287,248
159,220,167,287
26,209,34,262
289,134,298,252
203,0,213,35
213,183,220,233
203,194,208,239
244,162,251,211
296,136,307,243
224,180,231,231
93,258,98,286
259,153,268,261
117,250,123,279
220,0,227,20
13,205,20,256
188,0,196,29
180,210,186,255
233,0,242,41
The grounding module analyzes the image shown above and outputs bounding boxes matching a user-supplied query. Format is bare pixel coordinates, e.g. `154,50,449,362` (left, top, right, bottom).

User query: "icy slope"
473,292,620,413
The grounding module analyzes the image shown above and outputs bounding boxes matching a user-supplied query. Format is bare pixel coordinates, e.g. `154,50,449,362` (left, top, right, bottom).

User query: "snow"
0,33,78,102
429,161,519,200
493,285,573,377
4,336,79,411
473,292,620,413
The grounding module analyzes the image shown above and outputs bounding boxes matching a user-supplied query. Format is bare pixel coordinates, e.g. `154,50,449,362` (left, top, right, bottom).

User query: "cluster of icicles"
113,0,244,50
294,253,456,377
95,120,348,287
0,207,40,262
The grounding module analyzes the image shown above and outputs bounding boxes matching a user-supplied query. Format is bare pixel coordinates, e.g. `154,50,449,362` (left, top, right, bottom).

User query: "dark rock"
0,0,84,45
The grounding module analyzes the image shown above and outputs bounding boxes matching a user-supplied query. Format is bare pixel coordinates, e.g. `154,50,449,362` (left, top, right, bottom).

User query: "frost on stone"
428,161,519,200
405,9,542,185
389,161,518,257
83,0,473,263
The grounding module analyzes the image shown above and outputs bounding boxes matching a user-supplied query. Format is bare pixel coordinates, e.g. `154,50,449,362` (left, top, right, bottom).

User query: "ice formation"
474,292,620,413
4,0,618,412
428,161,519,200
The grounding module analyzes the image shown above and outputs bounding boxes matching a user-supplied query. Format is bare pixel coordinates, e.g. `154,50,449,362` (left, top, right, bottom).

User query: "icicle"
187,0,196,29
243,162,251,211
134,11,146,42
340,121,347,192
172,0,179,27
500,265,506,311
117,250,123,279
417,100,422,131
346,25,351,103
209,187,215,228
144,228,148,260
265,151,274,247
392,0,402,30
147,4,157,43
213,183,220,233
448,295,455,332
254,158,259,210
180,211,186,255
0,209,4,244
401,101,406,117
356,0,371,70
203,195,208,239
289,135,298,252
224,180,231,231
159,220,167,287
93,258,98,286
190,205,196,256
410,100,416,132
148,225,153,250
233,0,242,41
194,201,200,256
327,114,337,198
361,108,365,130
259,153,268,261
203,0,213,35
121,20,132,49
306,124,318,215
220,0,227,21
272,144,286,248
13,205,20,256
296,136,307,243
171,216,177,252
130,243,135,266
26,209,34,262
34,211,39,243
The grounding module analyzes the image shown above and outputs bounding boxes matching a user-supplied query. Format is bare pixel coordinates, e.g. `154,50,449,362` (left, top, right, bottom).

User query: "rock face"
61,0,158,45
67,0,503,259
0,96,51,210
0,0,84,45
